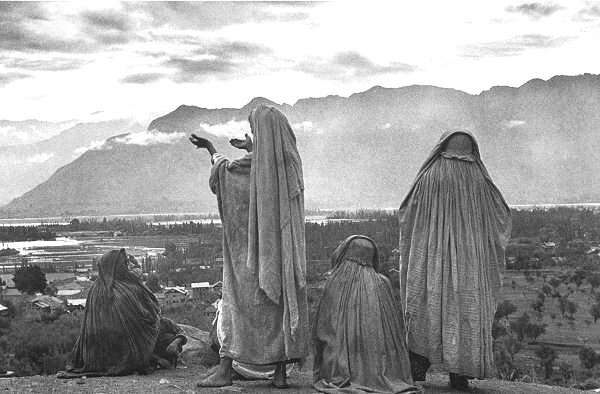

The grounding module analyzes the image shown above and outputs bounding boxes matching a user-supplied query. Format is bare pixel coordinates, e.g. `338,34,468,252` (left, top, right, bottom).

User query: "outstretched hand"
230,133,253,152
189,134,212,149
190,133,217,156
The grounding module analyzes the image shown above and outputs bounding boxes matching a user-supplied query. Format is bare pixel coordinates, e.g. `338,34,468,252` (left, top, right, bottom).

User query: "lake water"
2,237,82,252
0,214,339,227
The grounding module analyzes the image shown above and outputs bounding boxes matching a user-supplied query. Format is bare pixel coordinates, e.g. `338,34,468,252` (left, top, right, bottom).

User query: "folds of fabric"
210,153,309,364
313,235,419,394
398,131,512,378
213,299,295,379
246,105,308,352
67,249,160,376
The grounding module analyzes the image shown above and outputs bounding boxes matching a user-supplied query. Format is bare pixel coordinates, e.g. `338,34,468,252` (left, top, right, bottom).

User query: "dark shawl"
67,249,160,376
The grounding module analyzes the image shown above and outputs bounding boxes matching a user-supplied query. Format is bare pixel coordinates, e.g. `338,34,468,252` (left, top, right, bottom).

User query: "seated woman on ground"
312,235,420,393
57,249,161,378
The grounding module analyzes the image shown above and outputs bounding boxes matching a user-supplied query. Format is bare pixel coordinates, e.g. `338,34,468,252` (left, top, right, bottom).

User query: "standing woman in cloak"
398,131,512,390
191,105,309,389
313,235,419,394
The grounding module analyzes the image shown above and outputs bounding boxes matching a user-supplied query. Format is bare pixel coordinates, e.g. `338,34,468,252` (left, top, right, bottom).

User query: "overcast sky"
1,1,599,124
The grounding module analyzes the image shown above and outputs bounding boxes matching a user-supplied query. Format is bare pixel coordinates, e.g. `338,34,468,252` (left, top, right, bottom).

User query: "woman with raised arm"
399,131,512,390
190,105,309,389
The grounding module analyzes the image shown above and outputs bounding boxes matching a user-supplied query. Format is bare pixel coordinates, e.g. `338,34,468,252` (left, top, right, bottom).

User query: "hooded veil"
313,235,419,393
246,105,308,348
398,130,512,378
66,249,160,376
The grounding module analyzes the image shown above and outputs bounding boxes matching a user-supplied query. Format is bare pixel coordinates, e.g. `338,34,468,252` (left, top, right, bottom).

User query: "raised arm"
190,133,217,157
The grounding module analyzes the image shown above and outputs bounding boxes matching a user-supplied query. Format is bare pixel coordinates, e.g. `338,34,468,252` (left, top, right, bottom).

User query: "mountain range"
0,120,145,206
2,73,600,218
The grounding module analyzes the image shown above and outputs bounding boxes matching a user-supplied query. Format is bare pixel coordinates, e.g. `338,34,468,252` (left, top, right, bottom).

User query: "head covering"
397,131,512,378
400,130,510,247
330,235,380,272
443,132,474,159
97,249,145,293
66,249,160,376
246,105,306,339
248,105,304,202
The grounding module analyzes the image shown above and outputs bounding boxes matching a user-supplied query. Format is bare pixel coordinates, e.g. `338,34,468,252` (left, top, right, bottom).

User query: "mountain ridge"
2,73,600,218
0,119,145,205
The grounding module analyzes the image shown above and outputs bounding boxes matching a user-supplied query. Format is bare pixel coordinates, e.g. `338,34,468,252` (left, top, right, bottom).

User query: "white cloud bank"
74,140,107,155
0,122,75,147
506,120,526,128
113,130,186,146
26,152,55,163
198,120,250,139
292,120,325,134
2,152,55,165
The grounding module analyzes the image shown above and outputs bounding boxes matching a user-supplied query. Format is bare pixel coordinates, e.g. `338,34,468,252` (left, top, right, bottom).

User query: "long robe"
247,105,308,351
67,249,160,376
313,235,420,394
210,149,308,364
212,298,295,379
399,130,512,378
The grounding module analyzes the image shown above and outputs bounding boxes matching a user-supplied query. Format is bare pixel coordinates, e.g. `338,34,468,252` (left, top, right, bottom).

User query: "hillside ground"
501,270,600,370
0,358,581,394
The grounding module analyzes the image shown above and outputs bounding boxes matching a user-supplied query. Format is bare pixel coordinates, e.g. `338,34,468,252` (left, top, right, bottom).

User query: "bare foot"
196,357,233,388
272,363,289,389
195,369,233,387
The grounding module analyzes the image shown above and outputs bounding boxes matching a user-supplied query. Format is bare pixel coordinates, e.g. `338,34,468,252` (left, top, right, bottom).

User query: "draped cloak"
67,249,160,376
246,105,309,360
398,130,512,378
211,137,308,363
313,235,420,394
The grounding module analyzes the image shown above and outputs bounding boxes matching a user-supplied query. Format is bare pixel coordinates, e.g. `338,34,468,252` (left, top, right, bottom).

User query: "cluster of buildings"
156,281,222,319
0,272,91,317
0,271,222,320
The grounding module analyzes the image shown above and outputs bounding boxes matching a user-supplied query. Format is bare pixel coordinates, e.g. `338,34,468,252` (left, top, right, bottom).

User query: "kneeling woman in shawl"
58,249,161,378
399,131,512,390
313,235,419,394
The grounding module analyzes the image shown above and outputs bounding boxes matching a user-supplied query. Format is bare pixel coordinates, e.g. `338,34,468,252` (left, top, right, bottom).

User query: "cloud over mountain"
112,130,186,146
197,120,250,139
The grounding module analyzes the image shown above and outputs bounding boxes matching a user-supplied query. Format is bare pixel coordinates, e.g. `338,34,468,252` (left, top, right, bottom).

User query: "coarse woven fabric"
398,130,512,378
67,249,160,376
210,151,309,364
213,299,295,378
246,105,309,354
313,235,420,393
